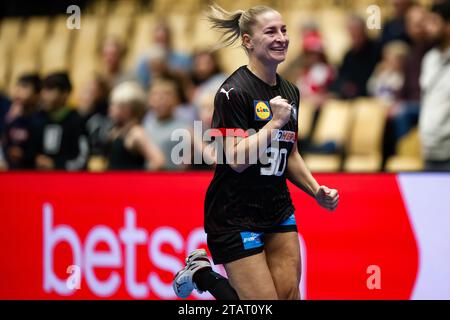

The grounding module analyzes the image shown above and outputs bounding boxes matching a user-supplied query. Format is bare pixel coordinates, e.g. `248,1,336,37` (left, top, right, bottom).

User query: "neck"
115,119,137,132
439,37,450,52
107,64,121,75
49,105,69,122
157,113,174,121
247,57,278,86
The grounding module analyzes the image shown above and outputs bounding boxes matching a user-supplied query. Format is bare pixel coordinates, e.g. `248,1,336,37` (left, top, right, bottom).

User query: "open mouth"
270,47,286,52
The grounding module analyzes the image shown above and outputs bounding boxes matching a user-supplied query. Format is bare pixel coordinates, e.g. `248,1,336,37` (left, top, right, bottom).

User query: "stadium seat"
9,41,41,94
304,99,352,172
51,15,71,35
280,9,313,68
112,0,140,15
0,42,11,92
303,154,342,172
166,13,193,54
104,14,133,44
23,17,49,45
191,14,221,49
40,34,71,75
124,14,156,70
0,18,40,94
88,156,109,172
218,46,249,75
0,18,23,46
71,15,102,57
344,98,387,172
385,127,424,172
70,15,103,105
39,16,73,75
317,8,351,66
298,100,315,140
310,100,352,146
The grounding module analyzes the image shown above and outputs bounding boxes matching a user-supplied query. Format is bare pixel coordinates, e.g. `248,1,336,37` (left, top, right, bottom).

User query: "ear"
242,33,253,51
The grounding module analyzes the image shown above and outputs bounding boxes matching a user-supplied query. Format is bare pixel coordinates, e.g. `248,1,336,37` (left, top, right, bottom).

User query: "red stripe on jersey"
210,128,249,138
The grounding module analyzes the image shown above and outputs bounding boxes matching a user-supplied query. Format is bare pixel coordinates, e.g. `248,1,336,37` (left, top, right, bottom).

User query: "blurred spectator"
34,72,89,170
78,74,113,157
192,93,216,170
283,23,334,108
107,81,165,170
0,93,11,137
189,50,227,108
367,41,410,104
173,80,198,126
100,36,136,90
379,0,414,47
1,74,41,169
143,45,172,81
196,93,214,131
143,79,191,170
398,5,433,104
330,15,381,99
136,21,192,88
0,146,6,170
0,94,9,170
419,1,450,171
383,5,433,162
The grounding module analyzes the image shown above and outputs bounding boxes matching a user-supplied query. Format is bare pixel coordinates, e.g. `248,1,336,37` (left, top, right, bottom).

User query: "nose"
275,30,288,44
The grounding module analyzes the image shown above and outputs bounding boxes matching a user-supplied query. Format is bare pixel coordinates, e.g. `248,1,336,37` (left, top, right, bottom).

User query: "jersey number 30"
260,147,287,176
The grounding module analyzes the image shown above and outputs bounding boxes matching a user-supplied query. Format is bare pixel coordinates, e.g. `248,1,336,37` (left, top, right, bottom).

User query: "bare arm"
286,142,320,198
287,142,340,211
130,127,165,170
225,96,292,173
225,120,284,173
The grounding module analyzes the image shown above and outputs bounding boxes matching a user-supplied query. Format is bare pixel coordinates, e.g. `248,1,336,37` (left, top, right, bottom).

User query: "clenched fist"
315,185,339,211
269,95,292,128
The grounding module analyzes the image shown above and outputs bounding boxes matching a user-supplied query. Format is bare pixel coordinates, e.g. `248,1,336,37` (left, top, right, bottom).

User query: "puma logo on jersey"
220,87,234,100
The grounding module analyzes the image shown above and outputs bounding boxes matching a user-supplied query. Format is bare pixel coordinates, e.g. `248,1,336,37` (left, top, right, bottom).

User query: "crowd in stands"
1,0,449,172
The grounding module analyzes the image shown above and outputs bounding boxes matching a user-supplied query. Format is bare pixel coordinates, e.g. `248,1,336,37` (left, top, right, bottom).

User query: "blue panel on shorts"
279,213,296,226
240,231,264,250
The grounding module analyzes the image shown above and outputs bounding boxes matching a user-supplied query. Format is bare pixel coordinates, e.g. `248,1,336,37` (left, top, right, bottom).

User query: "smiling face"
148,82,180,120
243,10,289,65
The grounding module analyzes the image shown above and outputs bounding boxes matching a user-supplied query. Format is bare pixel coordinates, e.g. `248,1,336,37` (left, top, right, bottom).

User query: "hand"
315,185,339,211
7,146,24,164
269,95,292,128
0,161,7,171
36,154,55,170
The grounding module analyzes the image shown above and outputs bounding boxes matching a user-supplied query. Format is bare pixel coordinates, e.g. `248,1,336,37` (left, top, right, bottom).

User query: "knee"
278,284,300,300
238,289,278,300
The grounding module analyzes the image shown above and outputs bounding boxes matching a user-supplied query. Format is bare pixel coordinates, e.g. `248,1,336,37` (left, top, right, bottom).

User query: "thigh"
224,251,278,300
264,231,302,300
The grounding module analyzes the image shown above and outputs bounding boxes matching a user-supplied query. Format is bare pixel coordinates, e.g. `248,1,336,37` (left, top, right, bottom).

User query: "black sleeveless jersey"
204,65,300,234
107,136,145,170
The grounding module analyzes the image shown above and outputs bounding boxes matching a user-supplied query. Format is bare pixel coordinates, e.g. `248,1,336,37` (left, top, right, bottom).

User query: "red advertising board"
0,172,419,299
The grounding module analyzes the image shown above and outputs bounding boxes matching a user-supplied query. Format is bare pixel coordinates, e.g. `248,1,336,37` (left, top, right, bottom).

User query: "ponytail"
206,3,275,51
206,4,244,50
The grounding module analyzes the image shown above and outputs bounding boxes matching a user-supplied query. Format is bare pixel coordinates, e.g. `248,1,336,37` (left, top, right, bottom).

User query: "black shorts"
207,212,298,265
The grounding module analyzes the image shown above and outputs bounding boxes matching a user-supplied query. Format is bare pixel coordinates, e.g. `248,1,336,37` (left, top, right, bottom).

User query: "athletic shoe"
173,249,211,298
185,248,208,264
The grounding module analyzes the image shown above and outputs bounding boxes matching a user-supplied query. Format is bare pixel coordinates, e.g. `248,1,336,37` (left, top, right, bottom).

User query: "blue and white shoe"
173,249,211,298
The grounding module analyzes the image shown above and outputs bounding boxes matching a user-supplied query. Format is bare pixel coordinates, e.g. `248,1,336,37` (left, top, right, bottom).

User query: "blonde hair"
383,41,410,59
110,81,147,120
206,3,276,51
